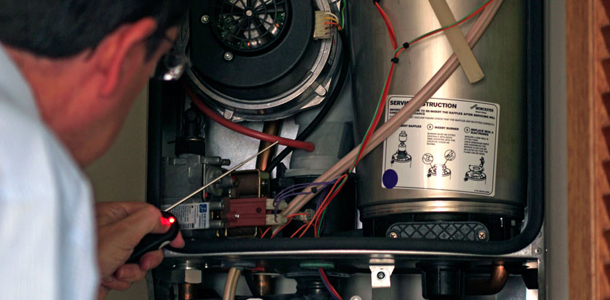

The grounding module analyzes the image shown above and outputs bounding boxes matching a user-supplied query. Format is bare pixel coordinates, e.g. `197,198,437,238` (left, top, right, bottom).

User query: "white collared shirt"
0,46,98,300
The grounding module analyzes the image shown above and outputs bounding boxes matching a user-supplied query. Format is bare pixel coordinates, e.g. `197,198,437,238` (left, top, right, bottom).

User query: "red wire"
353,62,396,166
271,218,293,239
291,223,309,238
184,84,316,152
319,268,342,300
261,227,271,239
299,174,347,238
374,2,398,50
308,2,401,227
266,213,309,239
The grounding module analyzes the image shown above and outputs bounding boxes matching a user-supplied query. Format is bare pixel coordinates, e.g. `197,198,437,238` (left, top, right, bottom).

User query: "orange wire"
271,218,293,239
374,2,398,49
324,22,343,31
291,223,309,238
263,213,309,239
261,227,271,239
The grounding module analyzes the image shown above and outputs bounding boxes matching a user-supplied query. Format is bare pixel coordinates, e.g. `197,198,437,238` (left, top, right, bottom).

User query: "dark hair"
0,0,190,58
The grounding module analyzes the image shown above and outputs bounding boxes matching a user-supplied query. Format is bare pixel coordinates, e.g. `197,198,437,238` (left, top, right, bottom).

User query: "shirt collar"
0,45,40,118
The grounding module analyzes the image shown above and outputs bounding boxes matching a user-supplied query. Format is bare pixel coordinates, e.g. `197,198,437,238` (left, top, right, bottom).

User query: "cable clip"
391,57,399,64
402,42,410,49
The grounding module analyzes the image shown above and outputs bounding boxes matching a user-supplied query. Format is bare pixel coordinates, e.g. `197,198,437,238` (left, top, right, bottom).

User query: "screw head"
389,232,398,239
350,296,363,300
376,271,386,280
535,248,542,254
223,52,234,61
234,213,240,219
201,15,210,24
477,230,487,240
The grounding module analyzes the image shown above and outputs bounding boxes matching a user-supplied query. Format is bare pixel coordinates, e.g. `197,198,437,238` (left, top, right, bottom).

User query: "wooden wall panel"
567,0,610,299
597,0,610,298
567,0,596,299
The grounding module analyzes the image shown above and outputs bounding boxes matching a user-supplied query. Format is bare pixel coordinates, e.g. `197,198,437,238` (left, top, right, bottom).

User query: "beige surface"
85,89,150,300
428,0,484,83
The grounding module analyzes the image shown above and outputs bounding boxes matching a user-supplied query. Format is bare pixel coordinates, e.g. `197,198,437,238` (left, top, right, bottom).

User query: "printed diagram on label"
391,131,412,167
423,150,456,179
381,96,500,196
464,157,486,183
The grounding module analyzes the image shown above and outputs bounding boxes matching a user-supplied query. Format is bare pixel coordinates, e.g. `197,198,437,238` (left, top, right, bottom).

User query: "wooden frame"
567,0,610,298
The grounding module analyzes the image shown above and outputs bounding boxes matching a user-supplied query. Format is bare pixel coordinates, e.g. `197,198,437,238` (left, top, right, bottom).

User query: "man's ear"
94,18,158,97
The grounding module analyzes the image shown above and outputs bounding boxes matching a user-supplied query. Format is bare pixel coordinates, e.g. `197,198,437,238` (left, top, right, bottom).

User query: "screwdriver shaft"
163,141,279,212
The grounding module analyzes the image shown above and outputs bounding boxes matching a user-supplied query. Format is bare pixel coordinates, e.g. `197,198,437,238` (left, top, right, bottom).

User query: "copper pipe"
256,121,281,170
466,265,509,295
254,274,272,296
179,283,196,300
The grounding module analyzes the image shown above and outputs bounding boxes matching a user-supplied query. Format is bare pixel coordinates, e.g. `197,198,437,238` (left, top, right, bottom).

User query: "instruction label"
381,96,499,196
161,203,210,230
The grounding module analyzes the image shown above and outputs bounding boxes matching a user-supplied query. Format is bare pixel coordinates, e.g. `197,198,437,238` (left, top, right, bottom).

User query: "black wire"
265,31,350,172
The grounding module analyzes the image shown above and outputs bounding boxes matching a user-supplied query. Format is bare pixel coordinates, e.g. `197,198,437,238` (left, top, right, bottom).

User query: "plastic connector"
223,198,267,228
313,11,333,40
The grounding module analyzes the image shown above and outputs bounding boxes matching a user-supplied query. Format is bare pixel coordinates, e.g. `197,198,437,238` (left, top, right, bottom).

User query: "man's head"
0,0,190,166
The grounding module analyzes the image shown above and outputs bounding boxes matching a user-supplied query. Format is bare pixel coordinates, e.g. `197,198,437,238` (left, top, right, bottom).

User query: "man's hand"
95,202,184,298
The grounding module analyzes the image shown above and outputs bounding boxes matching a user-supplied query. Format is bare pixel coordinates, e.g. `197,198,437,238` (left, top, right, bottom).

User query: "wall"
85,90,149,300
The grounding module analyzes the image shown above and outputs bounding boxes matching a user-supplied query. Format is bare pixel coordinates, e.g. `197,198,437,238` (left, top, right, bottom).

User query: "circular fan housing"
187,0,344,121
211,0,289,54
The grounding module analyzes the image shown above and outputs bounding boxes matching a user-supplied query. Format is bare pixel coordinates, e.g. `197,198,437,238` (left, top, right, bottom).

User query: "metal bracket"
369,262,395,289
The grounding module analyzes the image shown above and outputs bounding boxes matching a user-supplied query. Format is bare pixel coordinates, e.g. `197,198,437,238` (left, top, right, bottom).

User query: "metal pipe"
254,274,272,296
178,284,196,300
465,265,509,295
257,121,281,171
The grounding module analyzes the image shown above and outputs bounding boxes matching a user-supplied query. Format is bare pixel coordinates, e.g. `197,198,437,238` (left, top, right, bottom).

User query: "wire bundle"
319,268,342,300
260,212,309,239
288,174,348,239
271,180,339,219
323,12,343,31
261,178,341,239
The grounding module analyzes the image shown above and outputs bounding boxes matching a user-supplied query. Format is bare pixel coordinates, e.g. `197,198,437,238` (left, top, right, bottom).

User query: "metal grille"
386,222,490,242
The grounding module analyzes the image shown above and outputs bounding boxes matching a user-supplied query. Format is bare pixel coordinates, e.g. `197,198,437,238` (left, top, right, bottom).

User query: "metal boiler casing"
348,1,528,220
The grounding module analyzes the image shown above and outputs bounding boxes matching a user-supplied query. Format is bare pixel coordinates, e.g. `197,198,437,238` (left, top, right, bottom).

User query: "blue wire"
272,179,339,221
319,268,341,300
